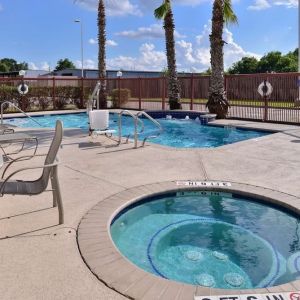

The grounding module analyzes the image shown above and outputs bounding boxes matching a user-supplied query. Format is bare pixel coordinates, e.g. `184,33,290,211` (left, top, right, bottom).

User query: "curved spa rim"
78,181,300,299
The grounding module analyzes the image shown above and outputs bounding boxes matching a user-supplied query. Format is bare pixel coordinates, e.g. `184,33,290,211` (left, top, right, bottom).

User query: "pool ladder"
118,110,163,148
1,101,44,127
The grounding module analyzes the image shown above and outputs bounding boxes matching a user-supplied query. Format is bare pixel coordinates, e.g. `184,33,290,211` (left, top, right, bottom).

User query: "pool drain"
195,274,215,287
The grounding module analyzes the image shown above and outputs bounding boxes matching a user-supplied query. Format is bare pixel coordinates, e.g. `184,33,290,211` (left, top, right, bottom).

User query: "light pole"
74,19,84,78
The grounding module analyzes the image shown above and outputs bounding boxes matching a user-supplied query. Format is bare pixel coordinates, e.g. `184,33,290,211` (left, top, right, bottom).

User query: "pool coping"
77,180,300,300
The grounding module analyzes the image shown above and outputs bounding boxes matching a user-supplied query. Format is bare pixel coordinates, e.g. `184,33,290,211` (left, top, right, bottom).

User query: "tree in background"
54,58,75,71
202,68,212,75
228,57,259,74
228,49,298,74
155,0,181,110
0,58,28,72
98,0,107,109
256,51,282,73
207,0,238,119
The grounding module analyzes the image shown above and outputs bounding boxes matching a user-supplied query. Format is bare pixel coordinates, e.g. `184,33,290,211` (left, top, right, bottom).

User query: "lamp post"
74,19,84,78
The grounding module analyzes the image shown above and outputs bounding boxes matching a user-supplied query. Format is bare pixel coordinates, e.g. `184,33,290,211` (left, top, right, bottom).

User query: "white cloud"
28,61,51,71
138,0,209,11
107,43,166,70
89,38,97,44
106,39,118,46
116,24,185,39
0,4,3,11
248,0,297,10
28,62,38,70
73,0,142,17
75,59,97,69
74,0,296,16
69,21,261,72
248,0,271,10
89,38,118,46
106,21,261,72
175,21,261,72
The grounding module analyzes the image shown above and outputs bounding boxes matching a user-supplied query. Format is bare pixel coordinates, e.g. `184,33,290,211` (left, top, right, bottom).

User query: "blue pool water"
110,191,300,288
4,113,270,148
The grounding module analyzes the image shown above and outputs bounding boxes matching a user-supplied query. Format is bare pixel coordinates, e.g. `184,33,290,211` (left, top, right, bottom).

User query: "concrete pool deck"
1,114,300,299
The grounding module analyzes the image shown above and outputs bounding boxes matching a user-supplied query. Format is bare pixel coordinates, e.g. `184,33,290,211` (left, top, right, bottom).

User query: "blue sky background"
0,0,297,72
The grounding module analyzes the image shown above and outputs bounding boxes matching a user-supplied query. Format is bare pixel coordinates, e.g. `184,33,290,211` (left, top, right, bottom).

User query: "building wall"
51,69,196,78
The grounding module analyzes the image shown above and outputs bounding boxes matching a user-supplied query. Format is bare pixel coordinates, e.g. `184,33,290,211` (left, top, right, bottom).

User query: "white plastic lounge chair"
88,110,116,137
0,120,64,224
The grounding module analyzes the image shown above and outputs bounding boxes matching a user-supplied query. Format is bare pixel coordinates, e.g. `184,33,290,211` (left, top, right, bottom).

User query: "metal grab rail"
136,111,163,147
1,101,44,127
118,110,144,148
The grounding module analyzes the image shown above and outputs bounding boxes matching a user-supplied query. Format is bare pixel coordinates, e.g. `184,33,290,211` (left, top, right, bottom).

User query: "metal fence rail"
0,73,299,124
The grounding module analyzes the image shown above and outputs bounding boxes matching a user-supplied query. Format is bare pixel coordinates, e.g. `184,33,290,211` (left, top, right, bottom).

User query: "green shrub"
111,88,131,108
0,84,86,111
54,86,81,110
0,85,18,103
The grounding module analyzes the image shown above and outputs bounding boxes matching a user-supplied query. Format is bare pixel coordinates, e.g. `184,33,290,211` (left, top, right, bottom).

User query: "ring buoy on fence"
258,81,273,97
17,83,29,95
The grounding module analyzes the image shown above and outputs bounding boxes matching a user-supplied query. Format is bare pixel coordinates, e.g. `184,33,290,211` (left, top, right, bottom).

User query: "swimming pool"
4,112,270,148
110,191,300,289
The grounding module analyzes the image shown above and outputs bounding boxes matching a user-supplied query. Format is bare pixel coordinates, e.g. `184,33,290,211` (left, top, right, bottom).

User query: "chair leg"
51,166,64,225
50,172,57,208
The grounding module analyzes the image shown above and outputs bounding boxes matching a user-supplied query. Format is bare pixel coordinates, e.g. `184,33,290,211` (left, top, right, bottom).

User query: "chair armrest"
0,162,60,196
1,154,47,179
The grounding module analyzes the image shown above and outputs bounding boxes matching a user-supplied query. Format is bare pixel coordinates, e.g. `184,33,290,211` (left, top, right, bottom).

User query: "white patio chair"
0,120,64,224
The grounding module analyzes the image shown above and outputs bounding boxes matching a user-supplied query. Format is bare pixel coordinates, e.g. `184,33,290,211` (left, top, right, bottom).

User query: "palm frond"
224,0,238,25
154,1,171,20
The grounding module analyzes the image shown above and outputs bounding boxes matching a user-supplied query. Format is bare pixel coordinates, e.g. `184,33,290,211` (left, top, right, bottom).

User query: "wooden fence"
0,72,299,124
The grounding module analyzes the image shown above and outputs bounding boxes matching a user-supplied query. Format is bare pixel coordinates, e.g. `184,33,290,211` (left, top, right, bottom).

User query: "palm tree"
207,0,237,118
98,0,107,108
155,0,181,110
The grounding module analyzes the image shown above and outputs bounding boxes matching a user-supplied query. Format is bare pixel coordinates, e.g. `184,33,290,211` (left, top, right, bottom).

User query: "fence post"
118,76,121,108
190,73,194,111
138,77,142,111
80,77,84,108
162,76,166,110
52,77,56,110
263,78,269,121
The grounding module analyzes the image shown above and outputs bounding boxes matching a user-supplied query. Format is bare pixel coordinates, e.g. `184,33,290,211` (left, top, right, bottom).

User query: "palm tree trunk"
98,0,107,109
164,1,181,110
207,0,229,118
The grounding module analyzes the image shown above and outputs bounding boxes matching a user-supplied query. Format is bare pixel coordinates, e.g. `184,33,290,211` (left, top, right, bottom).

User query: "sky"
0,0,297,72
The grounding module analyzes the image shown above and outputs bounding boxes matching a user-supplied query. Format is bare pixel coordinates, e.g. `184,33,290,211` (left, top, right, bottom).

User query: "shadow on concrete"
0,206,54,221
0,224,58,240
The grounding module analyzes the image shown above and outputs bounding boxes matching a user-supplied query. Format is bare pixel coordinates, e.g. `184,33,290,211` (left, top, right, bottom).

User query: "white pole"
80,21,84,78
74,19,84,78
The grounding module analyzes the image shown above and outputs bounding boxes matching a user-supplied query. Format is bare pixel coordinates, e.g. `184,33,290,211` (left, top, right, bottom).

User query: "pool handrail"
118,110,144,148
1,101,44,127
136,111,163,147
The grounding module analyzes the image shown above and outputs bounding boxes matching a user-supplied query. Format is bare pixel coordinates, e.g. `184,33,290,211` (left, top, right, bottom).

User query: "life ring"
17,83,29,95
258,81,273,97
